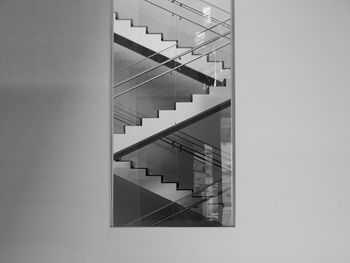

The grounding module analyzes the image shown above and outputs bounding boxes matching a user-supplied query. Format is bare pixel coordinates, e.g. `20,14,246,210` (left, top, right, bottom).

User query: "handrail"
114,102,147,117
115,106,141,124
168,134,231,163
114,104,229,155
114,111,231,172
144,0,231,40
125,175,230,226
151,185,231,226
115,18,231,75
114,30,231,88
113,115,135,126
113,41,231,98
116,103,231,157
176,130,230,156
160,137,231,172
198,0,231,15
169,0,231,29
169,132,231,160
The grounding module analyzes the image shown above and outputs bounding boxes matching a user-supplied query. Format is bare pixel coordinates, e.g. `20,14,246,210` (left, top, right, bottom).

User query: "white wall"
1,0,350,262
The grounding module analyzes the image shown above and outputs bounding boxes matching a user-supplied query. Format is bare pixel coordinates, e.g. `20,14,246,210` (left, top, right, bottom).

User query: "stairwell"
112,0,232,227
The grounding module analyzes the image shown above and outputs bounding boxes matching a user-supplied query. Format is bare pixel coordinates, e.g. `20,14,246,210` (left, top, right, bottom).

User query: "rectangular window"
112,0,234,227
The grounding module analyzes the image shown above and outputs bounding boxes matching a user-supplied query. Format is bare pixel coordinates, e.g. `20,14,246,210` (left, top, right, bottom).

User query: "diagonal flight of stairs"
113,85,230,156
114,17,231,86
113,161,203,205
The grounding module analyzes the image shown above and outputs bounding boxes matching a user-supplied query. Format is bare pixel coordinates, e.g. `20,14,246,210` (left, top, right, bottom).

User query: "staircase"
113,6,232,226
114,17,231,86
113,16,231,157
113,86,230,157
113,160,227,226
113,161,195,202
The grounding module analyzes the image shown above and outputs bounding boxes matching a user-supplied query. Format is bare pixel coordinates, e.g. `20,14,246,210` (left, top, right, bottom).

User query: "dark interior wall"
113,176,172,226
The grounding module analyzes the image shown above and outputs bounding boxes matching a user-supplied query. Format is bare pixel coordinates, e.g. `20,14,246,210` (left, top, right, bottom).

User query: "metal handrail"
169,0,231,29
145,0,231,40
114,30,231,88
114,112,138,125
151,185,231,226
114,106,141,123
161,137,230,171
113,115,134,126
113,41,231,98
169,133,231,161
168,132,230,160
176,130,230,156
115,17,231,75
115,102,231,157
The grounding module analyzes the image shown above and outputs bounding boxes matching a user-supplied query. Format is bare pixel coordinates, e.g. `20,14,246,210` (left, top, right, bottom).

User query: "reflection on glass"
112,0,233,227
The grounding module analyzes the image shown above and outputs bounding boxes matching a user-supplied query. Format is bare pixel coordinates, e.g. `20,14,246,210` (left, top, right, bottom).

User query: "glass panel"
112,0,233,227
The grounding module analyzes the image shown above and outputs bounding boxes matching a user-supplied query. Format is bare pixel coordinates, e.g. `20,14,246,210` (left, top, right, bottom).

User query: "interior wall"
1,0,350,263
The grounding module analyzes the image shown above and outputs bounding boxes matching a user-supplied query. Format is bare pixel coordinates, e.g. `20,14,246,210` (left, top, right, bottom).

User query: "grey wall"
1,0,350,262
